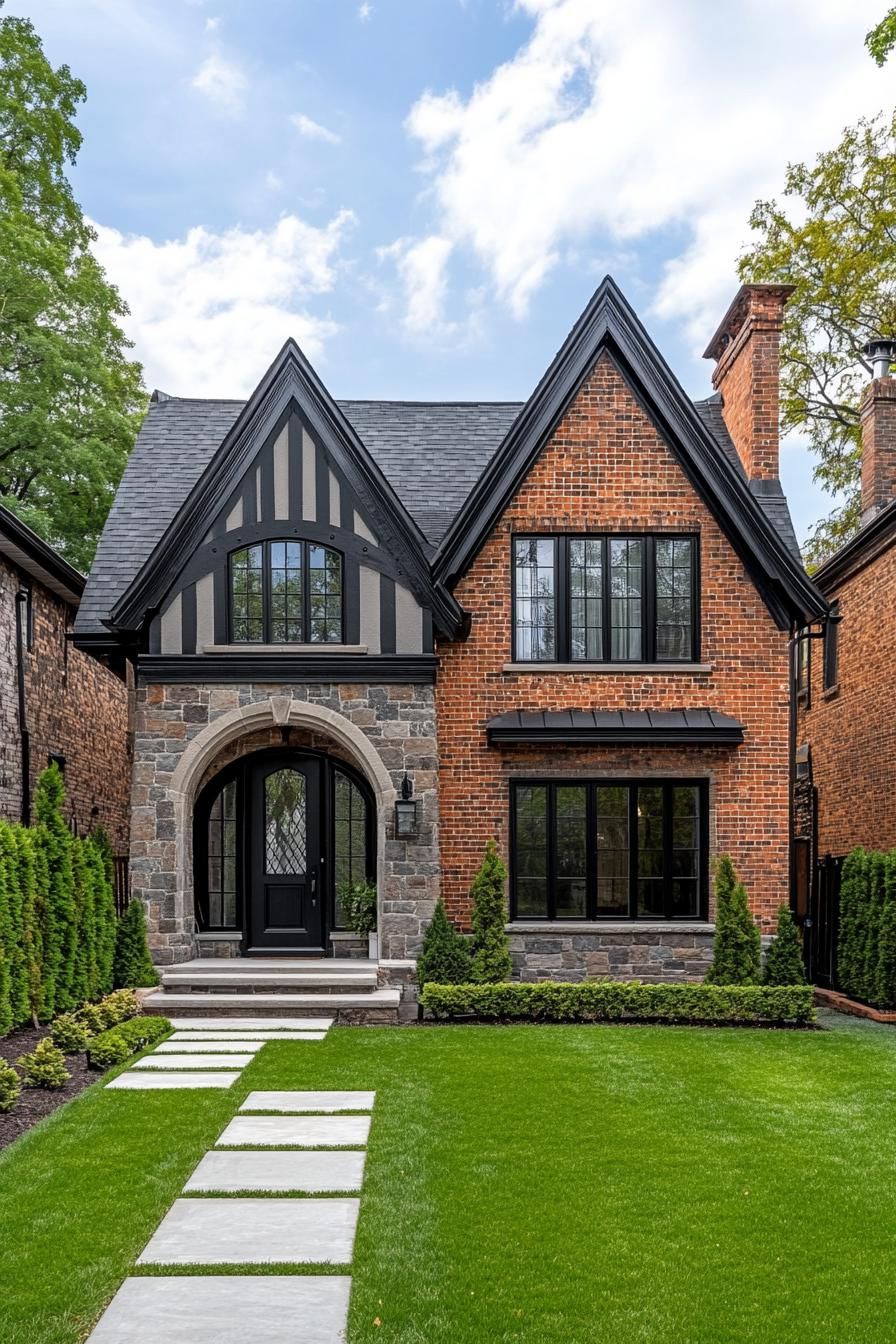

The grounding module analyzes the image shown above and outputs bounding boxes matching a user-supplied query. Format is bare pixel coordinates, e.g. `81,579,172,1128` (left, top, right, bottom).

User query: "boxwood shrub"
87,1016,171,1071
419,980,816,1026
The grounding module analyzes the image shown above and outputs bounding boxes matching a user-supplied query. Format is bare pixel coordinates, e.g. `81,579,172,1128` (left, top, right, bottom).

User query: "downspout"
14,587,30,825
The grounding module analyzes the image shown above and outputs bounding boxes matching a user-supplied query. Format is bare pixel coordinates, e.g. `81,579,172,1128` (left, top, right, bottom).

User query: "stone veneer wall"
131,680,438,965
509,925,715,985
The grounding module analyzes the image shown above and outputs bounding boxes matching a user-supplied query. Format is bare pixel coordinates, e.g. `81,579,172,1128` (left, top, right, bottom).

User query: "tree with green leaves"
705,855,761,986
0,5,144,568
739,111,896,564
762,905,807,987
867,10,896,65
417,899,471,987
33,763,75,1016
469,841,512,984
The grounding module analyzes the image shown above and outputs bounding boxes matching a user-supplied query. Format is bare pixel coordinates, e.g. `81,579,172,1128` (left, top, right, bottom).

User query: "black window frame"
511,533,700,664
823,603,839,692
509,777,709,922
228,538,345,645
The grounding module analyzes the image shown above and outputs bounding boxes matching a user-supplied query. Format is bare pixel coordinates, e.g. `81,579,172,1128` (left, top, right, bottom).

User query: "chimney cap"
703,283,795,362
863,337,896,381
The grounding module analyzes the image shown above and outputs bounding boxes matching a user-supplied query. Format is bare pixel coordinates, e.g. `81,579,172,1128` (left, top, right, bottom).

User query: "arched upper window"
230,540,343,644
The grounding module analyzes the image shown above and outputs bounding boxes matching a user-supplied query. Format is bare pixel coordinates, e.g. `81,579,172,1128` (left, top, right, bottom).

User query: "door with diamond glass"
248,754,323,952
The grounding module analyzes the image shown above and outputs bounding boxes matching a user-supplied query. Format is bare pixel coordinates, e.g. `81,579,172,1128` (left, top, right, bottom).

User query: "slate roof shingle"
75,391,801,636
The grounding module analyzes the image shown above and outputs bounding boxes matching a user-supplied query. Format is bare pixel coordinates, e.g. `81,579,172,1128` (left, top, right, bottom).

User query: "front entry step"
158,958,379,996
141,988,401,1025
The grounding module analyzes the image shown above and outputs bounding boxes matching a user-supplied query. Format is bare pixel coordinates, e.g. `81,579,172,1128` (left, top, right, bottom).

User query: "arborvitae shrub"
33,764,75,1017
875,854,896,1010
763,905,807,986
69,840,90,1009
17,1037,70,1088
113,900,158,989
0,824,28,1027
17,826,45,1027
417,899,471,987
89,829,117,997
51,1012,92,1054
705,855,761,986
469,841,512,984
0,1061,21,1112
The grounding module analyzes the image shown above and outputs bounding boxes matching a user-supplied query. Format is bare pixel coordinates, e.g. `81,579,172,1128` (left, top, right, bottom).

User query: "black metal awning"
485,708,745,746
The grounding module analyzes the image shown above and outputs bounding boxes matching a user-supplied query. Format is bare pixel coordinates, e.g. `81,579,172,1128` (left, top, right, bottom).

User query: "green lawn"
1,1014,896,1342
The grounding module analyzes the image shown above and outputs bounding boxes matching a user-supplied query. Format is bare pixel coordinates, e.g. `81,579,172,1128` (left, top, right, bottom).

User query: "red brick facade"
861,378,896,521
798,533,896,859
0,554,131,852
435,354,792,933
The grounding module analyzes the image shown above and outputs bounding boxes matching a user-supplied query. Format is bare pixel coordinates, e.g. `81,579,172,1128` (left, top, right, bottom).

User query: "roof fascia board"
432,277,827,629
810,502,896,592
110,341,465,639
0,503,85,602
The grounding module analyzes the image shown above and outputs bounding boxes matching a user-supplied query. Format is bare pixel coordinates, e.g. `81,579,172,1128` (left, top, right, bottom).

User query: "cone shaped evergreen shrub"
705,855,761,985
113,899,158,989
837,848,868,1000
763,905,807,985
17,1037,69,1088
33,764,75,1016
469,841,512,984
417,899,470,987
0,1060,21,1112
875,853,896,1010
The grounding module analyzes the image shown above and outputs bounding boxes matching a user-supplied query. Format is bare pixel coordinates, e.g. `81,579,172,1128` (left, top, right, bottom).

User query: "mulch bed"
0,1027,97,1151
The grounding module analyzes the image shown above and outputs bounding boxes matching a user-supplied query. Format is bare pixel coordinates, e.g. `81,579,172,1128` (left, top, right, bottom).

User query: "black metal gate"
804,854,843,988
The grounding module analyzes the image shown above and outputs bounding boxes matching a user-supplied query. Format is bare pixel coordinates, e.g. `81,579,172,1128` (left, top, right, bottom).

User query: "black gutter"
14,587,30,825
0,502,85,599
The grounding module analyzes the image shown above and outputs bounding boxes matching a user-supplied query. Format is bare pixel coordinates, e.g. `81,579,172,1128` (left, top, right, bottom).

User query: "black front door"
248,754,323,953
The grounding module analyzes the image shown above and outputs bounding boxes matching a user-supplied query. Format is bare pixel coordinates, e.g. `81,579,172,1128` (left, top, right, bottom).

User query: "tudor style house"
75,278,825,1007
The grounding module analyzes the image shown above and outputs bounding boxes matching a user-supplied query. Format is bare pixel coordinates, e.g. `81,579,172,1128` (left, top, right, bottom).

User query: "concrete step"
142,988,401,1025
159,958,379,996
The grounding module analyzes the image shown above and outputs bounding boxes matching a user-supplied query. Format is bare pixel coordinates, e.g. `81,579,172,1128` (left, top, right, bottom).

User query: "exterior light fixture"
394,772,419,839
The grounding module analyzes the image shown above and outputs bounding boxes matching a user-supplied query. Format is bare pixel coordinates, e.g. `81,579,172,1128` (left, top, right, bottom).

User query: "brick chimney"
860,338,896,522
703,284,794,481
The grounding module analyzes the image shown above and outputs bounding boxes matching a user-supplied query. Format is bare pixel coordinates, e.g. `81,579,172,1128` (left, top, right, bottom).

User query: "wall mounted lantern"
394,772,419,839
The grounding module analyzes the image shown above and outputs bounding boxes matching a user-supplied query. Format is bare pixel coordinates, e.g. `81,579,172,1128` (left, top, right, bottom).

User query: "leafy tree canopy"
0,3,144,569
867,10,896,66
738,111,896,565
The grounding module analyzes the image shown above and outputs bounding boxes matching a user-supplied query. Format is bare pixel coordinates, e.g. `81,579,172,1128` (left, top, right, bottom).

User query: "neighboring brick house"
795,341,896,871
0,503,130,851
74,278,826,986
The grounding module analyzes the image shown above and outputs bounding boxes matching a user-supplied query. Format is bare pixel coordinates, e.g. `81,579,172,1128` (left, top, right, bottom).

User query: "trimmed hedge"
87,1016,171,1071
419,980,816,1026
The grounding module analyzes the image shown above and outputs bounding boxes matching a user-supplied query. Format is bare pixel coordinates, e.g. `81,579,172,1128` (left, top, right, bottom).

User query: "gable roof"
76,277,819,642
432,276,824,629
0,502,84,605
101,340,469,642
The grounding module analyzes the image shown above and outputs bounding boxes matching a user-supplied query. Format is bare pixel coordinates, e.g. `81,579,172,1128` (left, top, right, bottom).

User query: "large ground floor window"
510,778,708,921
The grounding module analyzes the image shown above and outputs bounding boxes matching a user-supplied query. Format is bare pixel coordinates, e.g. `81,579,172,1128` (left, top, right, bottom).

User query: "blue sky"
18,0,896,544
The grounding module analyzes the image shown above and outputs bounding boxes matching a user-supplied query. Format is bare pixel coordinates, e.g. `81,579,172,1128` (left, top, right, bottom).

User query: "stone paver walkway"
87,1275,352,1344
88,1078,375,1341
106,1071,242,1090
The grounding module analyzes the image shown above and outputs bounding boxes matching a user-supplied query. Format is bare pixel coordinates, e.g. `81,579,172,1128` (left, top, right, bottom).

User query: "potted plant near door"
338,879,379,959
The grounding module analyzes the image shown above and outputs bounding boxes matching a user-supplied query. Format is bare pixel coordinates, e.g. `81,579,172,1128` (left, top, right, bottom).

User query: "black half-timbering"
149,406,433,658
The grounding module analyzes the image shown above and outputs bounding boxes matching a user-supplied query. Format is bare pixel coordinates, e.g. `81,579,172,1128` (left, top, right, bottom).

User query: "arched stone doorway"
194,745,374,955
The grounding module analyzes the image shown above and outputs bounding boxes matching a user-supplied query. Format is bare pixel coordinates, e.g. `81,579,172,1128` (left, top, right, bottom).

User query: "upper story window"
823,603,839,691
230,540,343,644
512,534,698,664
795,627,811,705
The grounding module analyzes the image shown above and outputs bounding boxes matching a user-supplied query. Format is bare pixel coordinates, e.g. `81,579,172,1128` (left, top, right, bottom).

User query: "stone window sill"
204,644,368,655
502,663,713,675
196,931,241,941
506,921,715,934
822,684,840,701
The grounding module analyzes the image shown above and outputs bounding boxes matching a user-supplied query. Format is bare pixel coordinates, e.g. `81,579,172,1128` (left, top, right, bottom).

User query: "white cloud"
397,0,892,340
377,235,454,333
264,170,284,192
191,52,248,115
291,112,341,145
358,2,373,19
92,211,356,396
205,16,219,31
